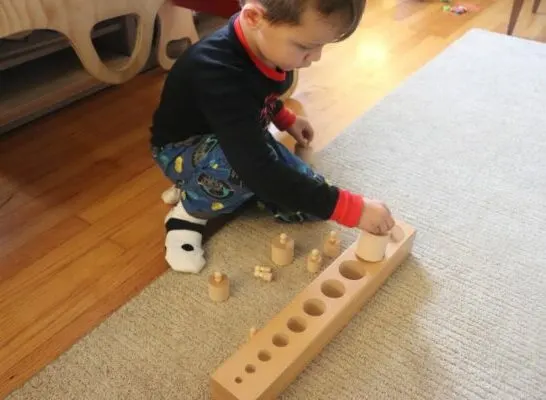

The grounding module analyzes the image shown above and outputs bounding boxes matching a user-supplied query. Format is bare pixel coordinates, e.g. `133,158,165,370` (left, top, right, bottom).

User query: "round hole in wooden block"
287,316,307,333
272,333,289,347
245,364,256,373
258,350,271,361
321,279,345,298
303,299,326,316
339,261,366,280
235,377,242,383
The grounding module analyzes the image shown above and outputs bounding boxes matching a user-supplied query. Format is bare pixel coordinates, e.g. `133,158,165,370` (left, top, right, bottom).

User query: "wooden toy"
0,0,198,84
295,143,315,166
208,272,230,302
254,266,272,273
390,225,405,242
306,249,322,273
210,220,416,400
323,230,341,258
249,327,259,339
355,230,390,262
271,233,294,266
254,271,273,282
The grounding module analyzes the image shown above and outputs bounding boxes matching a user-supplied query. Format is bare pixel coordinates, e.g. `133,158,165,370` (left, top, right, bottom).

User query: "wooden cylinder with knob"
271,233,294,266
307,249,322,273
323,230,341,258
208,271,230,302
295,142,315,165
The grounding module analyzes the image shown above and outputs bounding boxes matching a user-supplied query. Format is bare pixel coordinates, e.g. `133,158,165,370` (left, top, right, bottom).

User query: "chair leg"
507,0,524,35
532,0,541,13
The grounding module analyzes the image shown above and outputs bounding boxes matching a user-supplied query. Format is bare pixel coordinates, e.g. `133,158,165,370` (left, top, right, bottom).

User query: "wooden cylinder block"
390,225,405,242
355,230,390,262
295,143,314,165
210,220,417,400
208,272,230,302
323,231,341,258
271,233,294,266
307,249,322,273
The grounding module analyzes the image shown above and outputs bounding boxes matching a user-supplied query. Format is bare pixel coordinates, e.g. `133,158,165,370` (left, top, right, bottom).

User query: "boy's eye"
295,42,314,51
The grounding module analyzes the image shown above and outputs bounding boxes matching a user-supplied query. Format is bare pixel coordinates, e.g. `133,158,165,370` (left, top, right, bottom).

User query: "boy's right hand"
358,199,395,235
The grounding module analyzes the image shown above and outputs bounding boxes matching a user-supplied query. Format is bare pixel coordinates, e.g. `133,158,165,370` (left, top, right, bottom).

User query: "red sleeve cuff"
273,105,297,131
329,189,364,227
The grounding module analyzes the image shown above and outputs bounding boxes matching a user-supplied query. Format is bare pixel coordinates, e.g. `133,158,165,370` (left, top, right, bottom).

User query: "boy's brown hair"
238,0,365,41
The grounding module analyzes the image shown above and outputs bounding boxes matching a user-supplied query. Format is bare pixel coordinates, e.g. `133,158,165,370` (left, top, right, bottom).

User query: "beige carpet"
8,29,546,399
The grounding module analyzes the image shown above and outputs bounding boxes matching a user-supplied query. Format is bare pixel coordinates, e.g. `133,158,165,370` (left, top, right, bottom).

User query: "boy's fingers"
388,216,395,229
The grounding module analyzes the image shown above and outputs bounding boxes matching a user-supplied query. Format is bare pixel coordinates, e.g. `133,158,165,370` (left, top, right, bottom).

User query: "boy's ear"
240,2,268,29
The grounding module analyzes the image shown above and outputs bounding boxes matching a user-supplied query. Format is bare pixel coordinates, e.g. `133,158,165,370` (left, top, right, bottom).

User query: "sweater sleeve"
193,63,341,220
271,99,296,131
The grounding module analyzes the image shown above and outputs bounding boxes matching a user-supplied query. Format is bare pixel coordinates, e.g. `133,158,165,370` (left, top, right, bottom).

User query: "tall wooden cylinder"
355,231,390,262
208,272,230,302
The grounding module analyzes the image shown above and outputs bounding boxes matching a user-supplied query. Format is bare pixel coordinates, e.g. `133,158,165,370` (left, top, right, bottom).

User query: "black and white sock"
164,202,207,273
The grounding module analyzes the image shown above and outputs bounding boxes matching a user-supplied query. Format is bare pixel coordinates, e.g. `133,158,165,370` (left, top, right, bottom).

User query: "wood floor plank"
0,240,126,367
0,178,167,306
79,166,166,224
0,216,90,282
0,237,166,397
0,125,151,218
109,201,166,250
0,140,154,257
0,0,544,398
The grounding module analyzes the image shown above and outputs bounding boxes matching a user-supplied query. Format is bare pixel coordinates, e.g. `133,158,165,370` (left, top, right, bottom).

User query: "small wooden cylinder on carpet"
208,272,230,302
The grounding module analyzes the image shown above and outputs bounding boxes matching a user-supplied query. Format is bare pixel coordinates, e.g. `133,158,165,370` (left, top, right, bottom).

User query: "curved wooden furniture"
0,0,198,83
173,0,240,18
157,1,198,70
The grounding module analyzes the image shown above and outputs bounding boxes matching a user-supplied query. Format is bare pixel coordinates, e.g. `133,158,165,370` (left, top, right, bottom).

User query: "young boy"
150,0,395,273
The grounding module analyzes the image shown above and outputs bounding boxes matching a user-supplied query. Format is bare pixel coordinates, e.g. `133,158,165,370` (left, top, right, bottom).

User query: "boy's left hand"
287,116,315,147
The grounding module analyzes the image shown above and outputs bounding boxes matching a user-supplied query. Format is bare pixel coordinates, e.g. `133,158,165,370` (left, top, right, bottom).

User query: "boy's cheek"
277,50,306,70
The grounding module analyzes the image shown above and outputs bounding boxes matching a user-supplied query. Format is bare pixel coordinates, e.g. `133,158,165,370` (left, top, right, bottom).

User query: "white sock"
161,185,181,205
164,202,207,273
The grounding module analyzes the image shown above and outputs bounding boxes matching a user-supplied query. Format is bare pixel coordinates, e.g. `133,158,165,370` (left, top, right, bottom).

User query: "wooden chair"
0,0,198,84
508,0,542,35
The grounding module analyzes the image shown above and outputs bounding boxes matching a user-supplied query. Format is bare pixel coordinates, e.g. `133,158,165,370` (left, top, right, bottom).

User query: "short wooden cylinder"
307,250,322,273
295,144,314,165
355,230,390,262
208,272,230,302
323,237,341,258
271,235,294,266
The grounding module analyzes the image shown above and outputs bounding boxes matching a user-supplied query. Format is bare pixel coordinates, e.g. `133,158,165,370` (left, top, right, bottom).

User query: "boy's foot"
164,201,207,273
161,185,181,205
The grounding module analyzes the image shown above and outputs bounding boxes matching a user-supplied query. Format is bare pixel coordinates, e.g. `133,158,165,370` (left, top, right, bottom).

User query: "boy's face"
242,5,347,71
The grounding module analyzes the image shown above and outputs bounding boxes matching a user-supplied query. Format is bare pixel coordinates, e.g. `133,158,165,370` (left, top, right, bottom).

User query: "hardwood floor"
0,0,544,397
